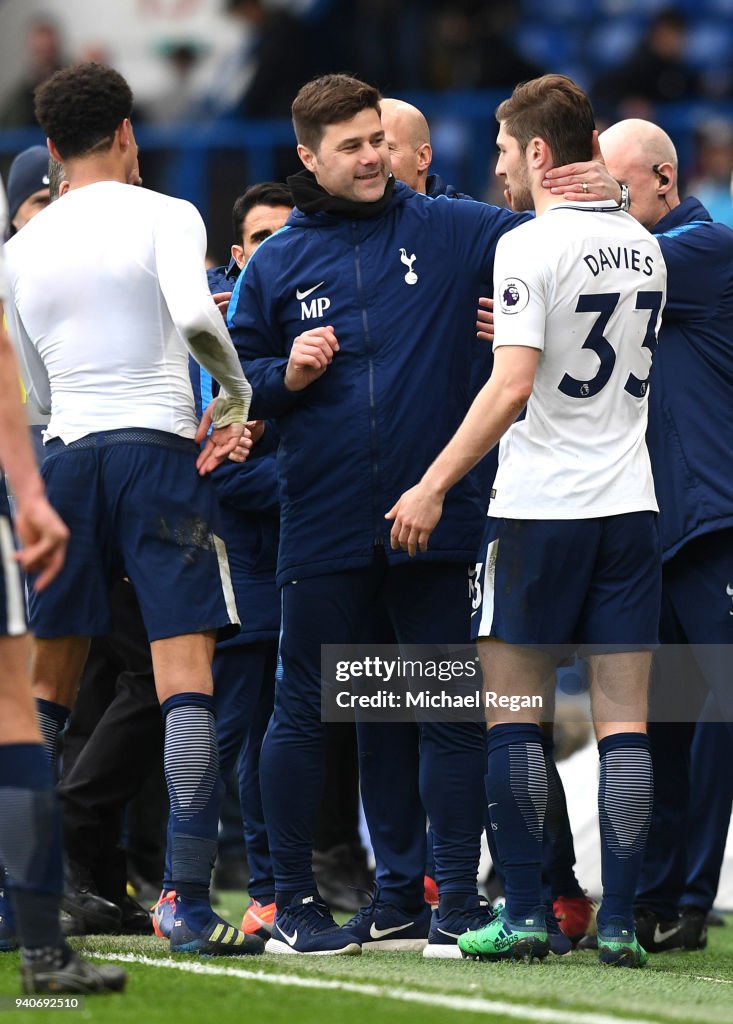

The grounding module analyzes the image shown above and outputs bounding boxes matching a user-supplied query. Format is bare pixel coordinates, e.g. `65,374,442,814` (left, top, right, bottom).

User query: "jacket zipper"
353,224,383,547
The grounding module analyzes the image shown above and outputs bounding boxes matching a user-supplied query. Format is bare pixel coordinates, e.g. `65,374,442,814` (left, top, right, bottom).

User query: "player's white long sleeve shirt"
4,181,250,444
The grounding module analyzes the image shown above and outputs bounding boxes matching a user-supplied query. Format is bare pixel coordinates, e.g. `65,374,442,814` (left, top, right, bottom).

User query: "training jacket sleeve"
193,349,280,511
212,447,280,514
658,225,733,322
449,198,531,278
227,246,301,420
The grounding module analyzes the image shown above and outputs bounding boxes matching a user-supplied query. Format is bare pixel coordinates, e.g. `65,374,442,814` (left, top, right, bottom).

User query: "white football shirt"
489,201,666,519
3,181,243,444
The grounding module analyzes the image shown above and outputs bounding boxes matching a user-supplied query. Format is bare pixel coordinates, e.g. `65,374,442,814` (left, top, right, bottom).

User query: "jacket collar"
653,195,711,235
286,175,412,227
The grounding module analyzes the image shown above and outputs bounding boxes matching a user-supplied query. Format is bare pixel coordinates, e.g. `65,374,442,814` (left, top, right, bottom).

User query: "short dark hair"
292,74,381,152
495,74,594,167
34,63,133,160
232,182,293,243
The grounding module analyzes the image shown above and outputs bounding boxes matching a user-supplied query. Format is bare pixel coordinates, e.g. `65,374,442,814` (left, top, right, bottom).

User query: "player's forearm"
186,325,252,408
422,375,530,497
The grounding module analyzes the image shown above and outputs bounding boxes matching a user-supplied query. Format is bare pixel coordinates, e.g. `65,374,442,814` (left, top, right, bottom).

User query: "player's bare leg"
0,635,43,744
32,635,90,708
589,651,650,741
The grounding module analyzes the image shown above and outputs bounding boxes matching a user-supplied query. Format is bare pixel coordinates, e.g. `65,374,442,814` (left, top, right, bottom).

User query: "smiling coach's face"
297,108,390,204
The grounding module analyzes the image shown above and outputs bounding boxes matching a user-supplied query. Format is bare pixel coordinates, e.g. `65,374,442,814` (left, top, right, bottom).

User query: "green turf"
0,895,731,1024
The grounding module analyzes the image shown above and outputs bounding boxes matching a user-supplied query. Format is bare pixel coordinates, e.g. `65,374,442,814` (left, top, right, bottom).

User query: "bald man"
598,119,679,231
545,119,733,955
381,97,470,199
380,98,432,194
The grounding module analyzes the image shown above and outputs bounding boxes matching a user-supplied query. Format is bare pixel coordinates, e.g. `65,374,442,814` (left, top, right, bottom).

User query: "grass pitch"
1,893,731,1024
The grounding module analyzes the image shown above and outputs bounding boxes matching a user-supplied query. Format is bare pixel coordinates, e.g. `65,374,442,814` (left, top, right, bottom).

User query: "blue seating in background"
686,21,733,72
513,24,583,79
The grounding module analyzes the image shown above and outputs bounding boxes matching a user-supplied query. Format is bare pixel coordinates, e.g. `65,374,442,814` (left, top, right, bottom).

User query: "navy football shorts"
28,429,239,641
471,512,661,650
0,514,27,637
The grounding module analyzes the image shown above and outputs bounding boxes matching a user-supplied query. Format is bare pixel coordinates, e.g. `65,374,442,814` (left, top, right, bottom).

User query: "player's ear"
528,136,547,169
117,118,133,153
47,138,63,164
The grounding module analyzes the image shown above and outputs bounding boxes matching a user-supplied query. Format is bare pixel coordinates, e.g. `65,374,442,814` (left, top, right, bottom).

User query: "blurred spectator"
427,1,544,91
592,8,701,121
207,0,318,119
686,119,733,230
343,0,436,92
0,17,66,127
142,41,208,123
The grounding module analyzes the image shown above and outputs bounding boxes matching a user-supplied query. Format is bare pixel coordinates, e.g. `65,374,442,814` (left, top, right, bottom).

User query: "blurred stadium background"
1,0,733,260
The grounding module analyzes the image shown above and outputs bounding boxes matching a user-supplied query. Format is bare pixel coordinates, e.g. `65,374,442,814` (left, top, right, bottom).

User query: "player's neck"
63,155,130,191
531,179,557,217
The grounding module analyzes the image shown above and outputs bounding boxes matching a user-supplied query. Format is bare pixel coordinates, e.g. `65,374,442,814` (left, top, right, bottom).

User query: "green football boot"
458,904,549,963
598,919,648,968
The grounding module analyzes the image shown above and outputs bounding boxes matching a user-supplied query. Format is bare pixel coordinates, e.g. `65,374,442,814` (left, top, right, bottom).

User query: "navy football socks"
597,732,653,931
162,693,223,931
35,699,70,773
486,724,547,918
0,744,64,951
